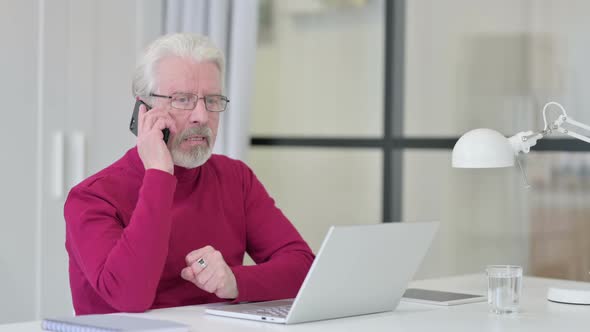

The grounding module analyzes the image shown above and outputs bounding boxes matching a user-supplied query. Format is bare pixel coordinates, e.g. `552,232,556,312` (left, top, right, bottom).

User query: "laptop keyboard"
244,304,292,318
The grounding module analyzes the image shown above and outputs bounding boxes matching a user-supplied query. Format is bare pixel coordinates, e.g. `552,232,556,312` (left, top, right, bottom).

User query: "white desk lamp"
452,101,590,305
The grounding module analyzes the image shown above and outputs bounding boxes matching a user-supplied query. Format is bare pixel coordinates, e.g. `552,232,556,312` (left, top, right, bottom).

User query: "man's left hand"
181,245,238,299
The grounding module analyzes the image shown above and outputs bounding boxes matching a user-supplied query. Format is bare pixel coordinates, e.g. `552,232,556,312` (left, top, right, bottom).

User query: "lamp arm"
509,102,590,154
542,101,568,130
554,115,590,144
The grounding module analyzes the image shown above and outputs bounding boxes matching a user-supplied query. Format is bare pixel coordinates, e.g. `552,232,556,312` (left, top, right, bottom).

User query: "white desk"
3,274,590,331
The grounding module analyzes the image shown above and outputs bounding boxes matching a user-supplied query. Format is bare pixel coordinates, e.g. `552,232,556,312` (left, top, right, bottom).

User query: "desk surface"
4,274,590,331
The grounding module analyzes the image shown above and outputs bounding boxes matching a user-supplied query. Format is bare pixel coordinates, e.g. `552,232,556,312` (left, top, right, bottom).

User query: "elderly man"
64,33,314,315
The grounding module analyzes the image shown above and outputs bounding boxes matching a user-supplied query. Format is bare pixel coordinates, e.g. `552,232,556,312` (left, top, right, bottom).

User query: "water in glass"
486,265,522,314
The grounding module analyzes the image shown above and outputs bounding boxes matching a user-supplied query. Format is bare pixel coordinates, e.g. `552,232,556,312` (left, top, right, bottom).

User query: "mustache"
172,126,212,146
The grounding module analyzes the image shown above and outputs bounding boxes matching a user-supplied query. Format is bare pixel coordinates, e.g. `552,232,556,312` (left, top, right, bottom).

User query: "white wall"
0,0,164,323
0,0,40,323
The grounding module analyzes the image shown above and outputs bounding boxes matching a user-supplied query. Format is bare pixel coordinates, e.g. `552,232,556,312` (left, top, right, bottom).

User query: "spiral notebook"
41,314,189,332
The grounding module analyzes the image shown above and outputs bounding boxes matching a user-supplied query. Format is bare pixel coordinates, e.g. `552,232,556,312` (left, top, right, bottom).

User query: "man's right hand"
137,104,177,174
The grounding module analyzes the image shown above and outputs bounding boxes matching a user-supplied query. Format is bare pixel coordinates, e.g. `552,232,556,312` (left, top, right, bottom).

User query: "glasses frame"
149,92,230,112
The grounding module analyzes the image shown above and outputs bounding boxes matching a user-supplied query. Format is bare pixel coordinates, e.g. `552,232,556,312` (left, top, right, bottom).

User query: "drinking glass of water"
486,265,523,314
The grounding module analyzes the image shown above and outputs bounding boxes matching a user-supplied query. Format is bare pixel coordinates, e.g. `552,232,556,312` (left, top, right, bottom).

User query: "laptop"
205,222,438,324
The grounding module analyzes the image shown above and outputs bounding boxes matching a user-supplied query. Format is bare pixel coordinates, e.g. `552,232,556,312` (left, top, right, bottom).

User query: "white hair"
132,33,225,100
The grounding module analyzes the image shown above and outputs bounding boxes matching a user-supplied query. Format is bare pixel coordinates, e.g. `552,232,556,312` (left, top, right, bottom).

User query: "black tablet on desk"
401,288,487,306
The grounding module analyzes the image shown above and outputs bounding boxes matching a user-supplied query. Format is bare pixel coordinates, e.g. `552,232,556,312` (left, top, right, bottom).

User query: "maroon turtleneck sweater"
64,147,314,315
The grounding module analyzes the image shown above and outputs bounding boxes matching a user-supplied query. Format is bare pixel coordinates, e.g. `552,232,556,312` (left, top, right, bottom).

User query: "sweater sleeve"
64,169,177,312
230,164,315,302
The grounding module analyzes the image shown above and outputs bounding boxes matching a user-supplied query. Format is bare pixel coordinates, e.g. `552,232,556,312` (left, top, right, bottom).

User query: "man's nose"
188,98,208,124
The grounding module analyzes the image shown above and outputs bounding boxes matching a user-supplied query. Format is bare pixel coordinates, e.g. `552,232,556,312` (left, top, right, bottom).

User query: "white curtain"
165,0,259,161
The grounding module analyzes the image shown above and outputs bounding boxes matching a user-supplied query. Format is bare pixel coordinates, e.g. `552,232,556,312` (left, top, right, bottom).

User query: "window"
403,0,590,281
249,0,590,282
249,0,385,252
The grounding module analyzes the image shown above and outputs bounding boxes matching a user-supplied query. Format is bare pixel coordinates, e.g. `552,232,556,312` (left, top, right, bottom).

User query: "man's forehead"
155,57,221,91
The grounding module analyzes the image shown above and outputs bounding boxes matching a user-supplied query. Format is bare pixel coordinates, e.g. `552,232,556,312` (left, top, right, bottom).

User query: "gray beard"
169,126,214,168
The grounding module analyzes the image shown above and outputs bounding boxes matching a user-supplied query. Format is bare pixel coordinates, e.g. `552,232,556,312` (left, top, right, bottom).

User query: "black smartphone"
129,98,170,143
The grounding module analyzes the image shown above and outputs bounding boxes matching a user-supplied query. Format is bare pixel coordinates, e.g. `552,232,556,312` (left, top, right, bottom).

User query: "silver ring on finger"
197,257,207,269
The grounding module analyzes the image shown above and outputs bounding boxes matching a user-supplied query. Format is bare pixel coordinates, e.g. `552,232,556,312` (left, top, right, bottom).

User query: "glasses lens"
171,93,197,110
205,96,227,112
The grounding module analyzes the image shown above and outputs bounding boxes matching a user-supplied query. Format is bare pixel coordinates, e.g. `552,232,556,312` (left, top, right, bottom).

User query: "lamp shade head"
452,128,515,168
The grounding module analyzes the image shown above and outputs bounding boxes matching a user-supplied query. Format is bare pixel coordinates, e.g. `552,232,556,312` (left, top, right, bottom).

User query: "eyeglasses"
149,92,229,112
